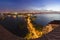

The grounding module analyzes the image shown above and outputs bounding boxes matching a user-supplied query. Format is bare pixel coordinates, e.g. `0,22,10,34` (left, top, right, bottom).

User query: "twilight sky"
0,0,60,11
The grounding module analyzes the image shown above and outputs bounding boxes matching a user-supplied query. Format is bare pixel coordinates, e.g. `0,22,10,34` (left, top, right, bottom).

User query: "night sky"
0,0,60,11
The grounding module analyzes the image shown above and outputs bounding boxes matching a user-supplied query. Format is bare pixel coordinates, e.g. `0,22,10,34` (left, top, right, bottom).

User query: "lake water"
33,14,60,26
0,14,60,26
0,13,60,37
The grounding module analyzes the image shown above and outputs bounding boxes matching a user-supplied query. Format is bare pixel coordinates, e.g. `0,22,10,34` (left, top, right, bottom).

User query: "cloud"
44,4,60,11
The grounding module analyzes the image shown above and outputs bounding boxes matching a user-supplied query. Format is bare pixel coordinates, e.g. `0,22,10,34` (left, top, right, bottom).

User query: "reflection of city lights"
18,15,21,17
13,15,16,18
8,15,11,17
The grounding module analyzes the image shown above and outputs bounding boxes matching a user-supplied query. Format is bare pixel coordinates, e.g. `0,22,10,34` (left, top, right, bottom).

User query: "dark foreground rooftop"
49,20,60,24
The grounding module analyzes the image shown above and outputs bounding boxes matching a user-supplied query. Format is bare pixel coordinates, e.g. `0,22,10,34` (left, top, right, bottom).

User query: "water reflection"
0,14,60,40
34,14,60,26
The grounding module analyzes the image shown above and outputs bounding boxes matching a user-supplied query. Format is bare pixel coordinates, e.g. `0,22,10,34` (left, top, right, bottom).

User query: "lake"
33,14,60,26
0,13,60,38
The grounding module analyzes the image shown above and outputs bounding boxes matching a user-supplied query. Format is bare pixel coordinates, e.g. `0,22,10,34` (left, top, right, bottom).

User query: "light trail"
25,14,43,39
42,24,53,34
